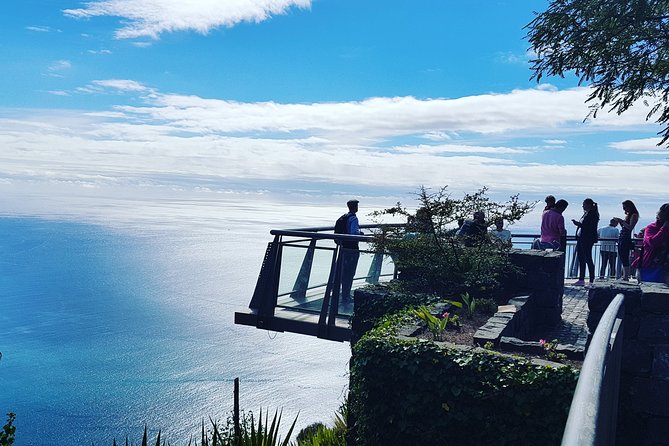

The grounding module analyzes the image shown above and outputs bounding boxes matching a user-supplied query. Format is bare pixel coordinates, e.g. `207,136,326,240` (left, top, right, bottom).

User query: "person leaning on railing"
632,203,669,283
533,199,568,250
614,200,640,281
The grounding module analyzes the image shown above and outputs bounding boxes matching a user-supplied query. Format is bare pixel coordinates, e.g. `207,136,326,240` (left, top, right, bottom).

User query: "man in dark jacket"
341,199,363,302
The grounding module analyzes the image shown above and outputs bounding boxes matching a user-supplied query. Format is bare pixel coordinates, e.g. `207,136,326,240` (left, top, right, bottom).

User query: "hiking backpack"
334,213,351,235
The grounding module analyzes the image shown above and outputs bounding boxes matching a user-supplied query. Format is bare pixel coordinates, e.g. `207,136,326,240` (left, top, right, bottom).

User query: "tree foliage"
371,186,535,299
526,0,669,144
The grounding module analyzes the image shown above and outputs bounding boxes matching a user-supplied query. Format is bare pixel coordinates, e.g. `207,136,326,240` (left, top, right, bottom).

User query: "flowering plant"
539,339,567,362
414,306,459,341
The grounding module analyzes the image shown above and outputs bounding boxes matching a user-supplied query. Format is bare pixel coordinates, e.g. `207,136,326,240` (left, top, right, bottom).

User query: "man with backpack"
335,199,364,303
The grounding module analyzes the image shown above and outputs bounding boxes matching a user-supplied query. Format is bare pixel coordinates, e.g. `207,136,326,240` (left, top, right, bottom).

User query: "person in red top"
534,199,568,250
633,203,669,283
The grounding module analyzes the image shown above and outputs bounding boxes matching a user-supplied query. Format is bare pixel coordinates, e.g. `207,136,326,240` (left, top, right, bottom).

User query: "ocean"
1,185,660,445
0,198,352,446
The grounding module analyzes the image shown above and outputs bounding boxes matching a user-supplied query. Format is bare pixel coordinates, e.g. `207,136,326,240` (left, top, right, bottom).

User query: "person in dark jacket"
457,210,487,247
341,199,363,302
571,198,600,285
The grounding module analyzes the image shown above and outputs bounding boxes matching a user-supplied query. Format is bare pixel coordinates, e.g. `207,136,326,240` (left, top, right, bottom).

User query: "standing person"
614,200,640,281
339,199,364,302
534,199,568,250
632,203,669,283
598,218,620,279
571,198,600,285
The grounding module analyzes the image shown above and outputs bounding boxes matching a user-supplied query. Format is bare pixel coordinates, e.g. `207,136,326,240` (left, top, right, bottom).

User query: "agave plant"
207,408,297,446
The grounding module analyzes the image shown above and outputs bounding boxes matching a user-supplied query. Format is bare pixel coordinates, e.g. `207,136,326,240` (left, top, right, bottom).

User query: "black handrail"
239,223,629,342
561,293,625,446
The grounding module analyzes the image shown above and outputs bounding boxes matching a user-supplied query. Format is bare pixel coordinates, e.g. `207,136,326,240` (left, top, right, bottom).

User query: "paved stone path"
539,279,638,355
543,282,591,351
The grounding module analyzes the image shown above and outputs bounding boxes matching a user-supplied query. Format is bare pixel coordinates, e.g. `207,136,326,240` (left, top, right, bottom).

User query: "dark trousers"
599,251,617,278
618,237,633,267
577,239,596,282
341,247,360,301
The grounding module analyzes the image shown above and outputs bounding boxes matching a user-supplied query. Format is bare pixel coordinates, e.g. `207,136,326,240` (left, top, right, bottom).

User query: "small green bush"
294,402,347,446
295,425,345,446
0,413,15,446
296,422,326,444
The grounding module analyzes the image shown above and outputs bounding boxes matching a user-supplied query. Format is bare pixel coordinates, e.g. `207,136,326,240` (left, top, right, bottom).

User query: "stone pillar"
508,249,565,332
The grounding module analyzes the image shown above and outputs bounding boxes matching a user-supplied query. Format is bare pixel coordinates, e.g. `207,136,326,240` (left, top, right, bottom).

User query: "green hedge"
349,314,579,446
351,284,440,344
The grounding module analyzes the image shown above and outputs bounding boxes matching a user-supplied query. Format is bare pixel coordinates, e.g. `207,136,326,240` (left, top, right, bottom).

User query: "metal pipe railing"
248,223,634,341
561,293,625,446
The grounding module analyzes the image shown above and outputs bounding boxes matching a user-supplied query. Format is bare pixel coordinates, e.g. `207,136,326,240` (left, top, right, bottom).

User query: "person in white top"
597,218,620,279
490,218,512,244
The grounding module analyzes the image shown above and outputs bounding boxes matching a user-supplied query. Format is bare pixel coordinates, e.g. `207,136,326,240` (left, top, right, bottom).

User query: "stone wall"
354,249,566,348
587,282,669,445
505,249,565,332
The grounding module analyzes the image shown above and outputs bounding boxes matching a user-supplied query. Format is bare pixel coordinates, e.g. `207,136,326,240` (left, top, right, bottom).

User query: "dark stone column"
507,249,564,332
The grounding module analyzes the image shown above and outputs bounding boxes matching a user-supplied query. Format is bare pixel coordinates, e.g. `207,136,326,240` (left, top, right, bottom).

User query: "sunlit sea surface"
0,197,352,446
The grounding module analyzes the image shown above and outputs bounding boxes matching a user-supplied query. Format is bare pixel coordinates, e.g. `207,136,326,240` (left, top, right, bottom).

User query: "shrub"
371,186,535,300
0,413,15,446
295,425,345,446
296,422,326,444
295,402,347,446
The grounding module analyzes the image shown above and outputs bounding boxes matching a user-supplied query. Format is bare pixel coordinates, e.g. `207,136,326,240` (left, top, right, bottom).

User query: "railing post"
290,238,317,300
249,235,280,310
318,245,342,338
252,235,283,324
366,252,384,284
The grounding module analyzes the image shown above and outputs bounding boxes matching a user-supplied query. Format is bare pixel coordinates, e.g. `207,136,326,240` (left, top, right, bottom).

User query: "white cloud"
391,144,528,155
63,0,312,39
92,79,151,92
610,137,665,152
48,60,72,72
26,26,51,32
422,131,453,141
76,79,152,95
1,82,668,216
496,49,536,65
80,84,655,144
543,139,566,145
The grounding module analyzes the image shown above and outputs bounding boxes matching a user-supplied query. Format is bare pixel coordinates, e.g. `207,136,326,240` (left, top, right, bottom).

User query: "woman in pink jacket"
633,203,669,283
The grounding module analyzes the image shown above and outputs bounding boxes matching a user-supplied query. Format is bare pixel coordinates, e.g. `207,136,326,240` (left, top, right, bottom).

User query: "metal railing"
561,293,625,446
236,224,635,340
237,223,401,341
512,235,635,279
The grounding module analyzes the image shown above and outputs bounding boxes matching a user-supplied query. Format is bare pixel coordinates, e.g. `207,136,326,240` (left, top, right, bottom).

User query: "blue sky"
1,0,668,226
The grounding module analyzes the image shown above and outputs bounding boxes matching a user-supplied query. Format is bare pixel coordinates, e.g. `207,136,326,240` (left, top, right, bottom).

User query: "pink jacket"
540,209,565,244
633,221,669,268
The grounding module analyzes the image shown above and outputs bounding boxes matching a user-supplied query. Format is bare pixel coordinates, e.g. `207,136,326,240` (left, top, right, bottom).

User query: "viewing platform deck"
234,223,630,343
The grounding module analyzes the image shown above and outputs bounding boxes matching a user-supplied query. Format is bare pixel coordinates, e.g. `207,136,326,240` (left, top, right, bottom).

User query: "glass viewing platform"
234,224,629,342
